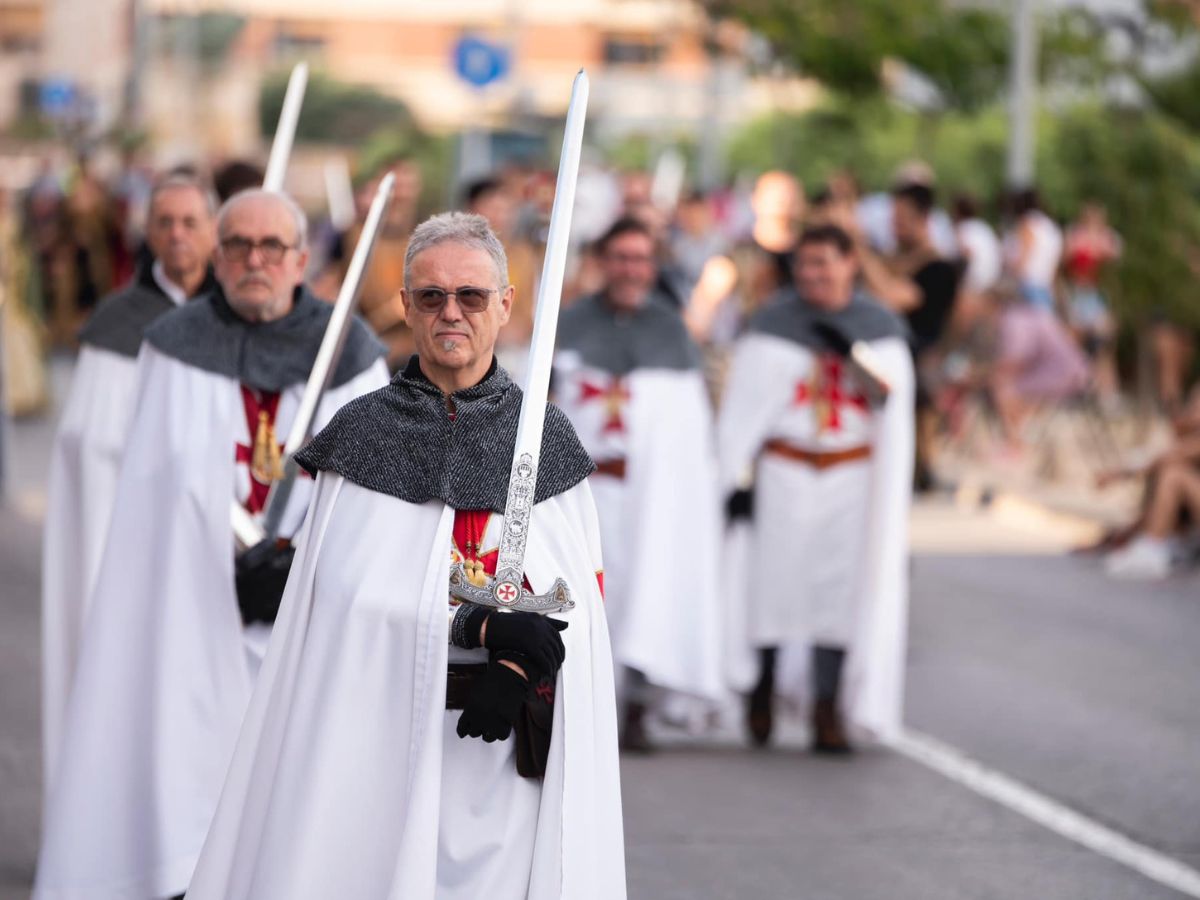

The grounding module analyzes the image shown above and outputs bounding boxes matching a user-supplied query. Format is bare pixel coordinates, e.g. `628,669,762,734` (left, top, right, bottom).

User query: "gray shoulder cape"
747,289,908,351
557,292,701,375
296,357,595,513
78,265,218,358
143,285,385,392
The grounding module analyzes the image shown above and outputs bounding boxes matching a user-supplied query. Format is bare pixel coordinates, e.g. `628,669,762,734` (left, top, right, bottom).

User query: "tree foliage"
726,99,1200,328
707,1,1175,114
258,71,417,145
705,0,1010,111
153,14,246,67
1044,106,1200,328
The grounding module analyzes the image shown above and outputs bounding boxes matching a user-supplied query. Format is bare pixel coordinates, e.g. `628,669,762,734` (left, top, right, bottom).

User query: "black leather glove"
812,319,853,356
726,488,754,522
456,654,531,743
234,538,295,625
479,611,567,677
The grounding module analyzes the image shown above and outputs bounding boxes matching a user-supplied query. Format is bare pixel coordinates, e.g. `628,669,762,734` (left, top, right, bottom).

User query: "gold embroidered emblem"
251,411,285,483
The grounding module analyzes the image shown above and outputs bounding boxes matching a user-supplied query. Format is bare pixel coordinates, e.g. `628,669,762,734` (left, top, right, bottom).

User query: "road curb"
953,481,1107,546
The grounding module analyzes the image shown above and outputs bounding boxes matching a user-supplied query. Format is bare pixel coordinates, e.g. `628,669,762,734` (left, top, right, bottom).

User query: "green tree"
258,71,417,145
704,0,1010,110
704,2,1126,113
1042,106,1200,328
726,100,1200,329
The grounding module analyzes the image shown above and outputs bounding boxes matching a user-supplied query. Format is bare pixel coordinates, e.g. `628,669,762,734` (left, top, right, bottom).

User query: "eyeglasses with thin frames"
219,236,298,265
409,286,498,314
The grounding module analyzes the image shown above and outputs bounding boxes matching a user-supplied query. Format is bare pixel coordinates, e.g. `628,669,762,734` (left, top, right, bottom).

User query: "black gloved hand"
234,538,295,625
812,319,853,357
726,488,754,522
475,610,568,678
456,655,531,743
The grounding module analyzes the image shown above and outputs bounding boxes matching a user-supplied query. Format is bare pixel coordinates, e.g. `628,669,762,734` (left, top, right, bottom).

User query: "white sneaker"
1104,537,1172,580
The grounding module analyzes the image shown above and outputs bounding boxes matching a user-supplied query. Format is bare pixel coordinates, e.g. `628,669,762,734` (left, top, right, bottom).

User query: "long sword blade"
255,172,396,541
491,70,589,602
231,62,309,548
262,63,308,192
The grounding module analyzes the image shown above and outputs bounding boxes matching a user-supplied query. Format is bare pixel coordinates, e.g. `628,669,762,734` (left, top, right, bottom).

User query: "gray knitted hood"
748,289,907,350
556,292,702,375
143,285,385,392
296,356,595,513
79,264,218,358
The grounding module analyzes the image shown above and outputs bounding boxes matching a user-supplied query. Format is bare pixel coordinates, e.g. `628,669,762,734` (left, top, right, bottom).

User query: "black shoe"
620,702,654,754
811,699,853,755
746,685,773,748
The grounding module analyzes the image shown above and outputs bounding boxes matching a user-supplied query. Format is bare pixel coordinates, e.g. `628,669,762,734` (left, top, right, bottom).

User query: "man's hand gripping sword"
448,71,590,616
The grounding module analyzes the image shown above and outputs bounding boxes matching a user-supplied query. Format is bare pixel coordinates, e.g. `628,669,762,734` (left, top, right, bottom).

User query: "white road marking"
894,728,1200,898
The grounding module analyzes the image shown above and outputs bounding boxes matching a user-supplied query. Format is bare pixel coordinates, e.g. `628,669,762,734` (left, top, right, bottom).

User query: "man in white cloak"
186,212,626,900
554,216,724,751
41,172,219,792
717,223,914,753
34,189,388,900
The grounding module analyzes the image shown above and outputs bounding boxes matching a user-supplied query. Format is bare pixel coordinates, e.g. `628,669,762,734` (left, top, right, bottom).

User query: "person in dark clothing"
854,182,961,491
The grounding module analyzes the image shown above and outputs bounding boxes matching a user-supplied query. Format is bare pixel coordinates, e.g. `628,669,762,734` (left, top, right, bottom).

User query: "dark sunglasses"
220,236,298,265
409,286,497,314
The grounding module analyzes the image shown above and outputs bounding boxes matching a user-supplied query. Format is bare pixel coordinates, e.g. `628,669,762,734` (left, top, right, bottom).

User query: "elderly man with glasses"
35,189,389,900
185,212,626,900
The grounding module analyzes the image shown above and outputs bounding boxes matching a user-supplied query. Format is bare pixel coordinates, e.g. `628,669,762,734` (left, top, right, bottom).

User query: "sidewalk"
935,406,1158,545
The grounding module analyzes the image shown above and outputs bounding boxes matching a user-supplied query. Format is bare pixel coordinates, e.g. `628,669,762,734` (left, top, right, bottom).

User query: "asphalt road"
1,361,1197,899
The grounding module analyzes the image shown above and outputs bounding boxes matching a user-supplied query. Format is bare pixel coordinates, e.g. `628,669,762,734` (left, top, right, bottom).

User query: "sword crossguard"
449,562,574,614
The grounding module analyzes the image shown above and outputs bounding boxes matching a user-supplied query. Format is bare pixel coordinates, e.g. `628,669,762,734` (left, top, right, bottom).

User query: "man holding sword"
187,208,625,900
186,74,625,900
34,188,389,900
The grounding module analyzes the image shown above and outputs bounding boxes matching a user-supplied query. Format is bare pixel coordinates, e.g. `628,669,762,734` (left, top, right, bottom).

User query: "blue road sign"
453,35,510,88
39,79,77,117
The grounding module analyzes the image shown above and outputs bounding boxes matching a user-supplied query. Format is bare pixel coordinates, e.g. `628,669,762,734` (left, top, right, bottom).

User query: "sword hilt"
449,562,574,615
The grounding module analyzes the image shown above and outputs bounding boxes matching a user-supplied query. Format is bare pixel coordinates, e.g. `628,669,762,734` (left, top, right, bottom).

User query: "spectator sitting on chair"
988,279,1089,455
1098,387,1200,579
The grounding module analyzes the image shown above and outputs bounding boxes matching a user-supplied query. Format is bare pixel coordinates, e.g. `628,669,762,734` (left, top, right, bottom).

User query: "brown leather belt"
763,439,872,470
592,458,627,480
445,663,487,709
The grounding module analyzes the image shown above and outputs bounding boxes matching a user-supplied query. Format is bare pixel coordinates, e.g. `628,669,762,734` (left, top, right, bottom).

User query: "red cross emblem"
579,375,630,434
495,581,520,605
792,355,869,433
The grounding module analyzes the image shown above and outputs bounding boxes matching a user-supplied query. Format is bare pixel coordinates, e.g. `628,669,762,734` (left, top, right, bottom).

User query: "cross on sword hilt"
447,452,575,615
447,72,589,618
448,563,574,614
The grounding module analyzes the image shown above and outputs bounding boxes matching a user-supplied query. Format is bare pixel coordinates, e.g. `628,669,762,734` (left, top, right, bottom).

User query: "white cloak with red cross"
717,323,914,741
553,352,727,706
34,344,387,900
185,475,625,900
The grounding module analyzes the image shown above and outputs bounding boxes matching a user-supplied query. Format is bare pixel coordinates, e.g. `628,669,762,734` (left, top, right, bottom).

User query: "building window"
274,30,327,58
603,35,664,66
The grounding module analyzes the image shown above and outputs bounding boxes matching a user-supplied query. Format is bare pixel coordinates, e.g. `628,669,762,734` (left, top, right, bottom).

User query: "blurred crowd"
2,148,1198,580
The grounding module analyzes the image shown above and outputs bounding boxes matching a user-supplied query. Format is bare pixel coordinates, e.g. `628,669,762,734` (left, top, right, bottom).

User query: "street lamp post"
1007,0,1039,189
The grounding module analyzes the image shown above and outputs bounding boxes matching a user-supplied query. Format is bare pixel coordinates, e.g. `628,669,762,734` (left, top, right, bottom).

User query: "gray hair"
404,211,508,291
216,188,309,249
149,173,219,219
